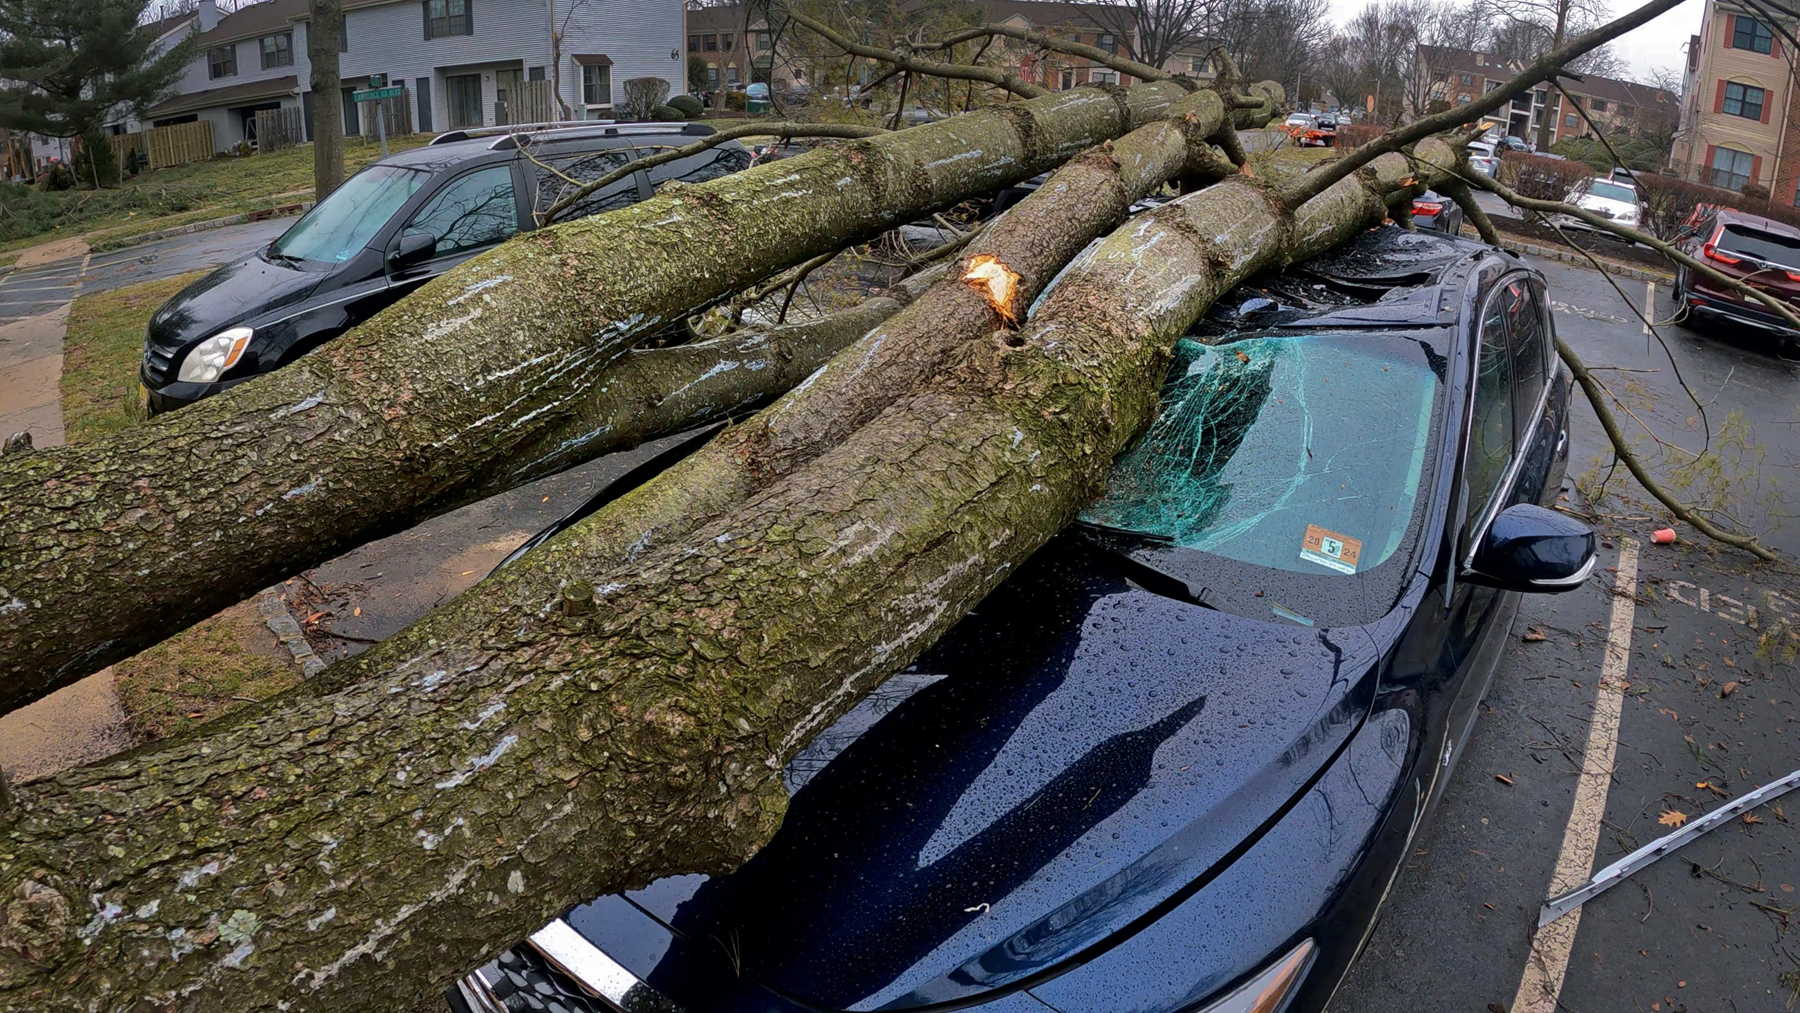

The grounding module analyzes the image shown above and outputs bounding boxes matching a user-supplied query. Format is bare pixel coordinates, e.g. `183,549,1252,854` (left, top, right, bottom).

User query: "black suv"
141,123,748,414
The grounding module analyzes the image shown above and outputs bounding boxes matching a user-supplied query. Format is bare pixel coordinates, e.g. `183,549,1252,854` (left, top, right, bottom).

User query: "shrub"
1635,173,1800,241
37,162,76,191
1496,151,1592,209
622,76,672,120
649,104,685,121
73,129,120,188
1741,181,1770,201
687,56,709,95
668,94,704,117
726,90,748,112
1335,122,1383,148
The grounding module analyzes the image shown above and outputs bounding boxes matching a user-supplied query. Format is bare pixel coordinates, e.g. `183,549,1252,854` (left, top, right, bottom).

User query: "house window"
1620,104,1634,117
706,65,719,87
727,64,739,86
582,63,611,106
260,32,292,69
1732,16,1774,53
1460,73,1473,85
722,33,734,50
1457,93,1471,103
756,31,771,51
1723,81,1766,120
1564,113,1578,128
704,34,718,51
1590,98,1607,112
424,0,471,39
1091,69,1119,85
1060,69,1074,89
1710,145,1756,189
1188,56,1208,74
687,34,699,52
1096,33,1117,54
208,44,236,79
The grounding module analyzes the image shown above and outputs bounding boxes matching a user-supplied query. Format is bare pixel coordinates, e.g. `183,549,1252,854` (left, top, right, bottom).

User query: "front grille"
142,343,175,387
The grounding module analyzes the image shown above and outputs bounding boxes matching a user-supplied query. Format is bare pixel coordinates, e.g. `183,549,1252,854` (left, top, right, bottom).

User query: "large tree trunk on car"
0,80,1237,711
0,136,1452,1013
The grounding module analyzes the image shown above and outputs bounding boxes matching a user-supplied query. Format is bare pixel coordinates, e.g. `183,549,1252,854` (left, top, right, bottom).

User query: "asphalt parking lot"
1333,254,1800,1013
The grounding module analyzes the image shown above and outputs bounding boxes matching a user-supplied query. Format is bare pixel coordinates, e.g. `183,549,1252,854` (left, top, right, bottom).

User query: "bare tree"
1074,0,1212,70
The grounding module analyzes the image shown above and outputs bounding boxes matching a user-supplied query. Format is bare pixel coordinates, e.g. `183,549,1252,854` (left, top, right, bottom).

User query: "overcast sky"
1321,0,1702,86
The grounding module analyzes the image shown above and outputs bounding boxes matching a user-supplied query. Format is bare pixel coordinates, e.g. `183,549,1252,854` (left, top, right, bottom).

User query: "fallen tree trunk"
0,135,1450,1013
0,79,1213,711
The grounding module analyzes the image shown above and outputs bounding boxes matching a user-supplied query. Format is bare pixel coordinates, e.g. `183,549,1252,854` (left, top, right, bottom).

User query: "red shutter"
1724,13,1736,47
1752,154,1764,185
1763,89,1773,123
1705,143,1718,181
1715,79,1728,113
1775,35,1783,59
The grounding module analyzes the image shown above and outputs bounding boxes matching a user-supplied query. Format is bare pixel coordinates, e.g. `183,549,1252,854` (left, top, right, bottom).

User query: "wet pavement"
1331,254,1800,1013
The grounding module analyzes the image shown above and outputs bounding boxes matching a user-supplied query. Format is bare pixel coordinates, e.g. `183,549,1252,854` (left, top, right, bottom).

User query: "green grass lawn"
58,270,207,443
1,134,435,256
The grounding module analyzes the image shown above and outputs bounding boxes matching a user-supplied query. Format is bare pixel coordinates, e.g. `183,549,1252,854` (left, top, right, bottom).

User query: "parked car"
449,225,1592,1013
1465,138,1497,176
1282,112,1334,147
1672,206,1800,353
1554,175,1640,238
139,123,750,414
1494,134,1529,152
1410,188,1465,234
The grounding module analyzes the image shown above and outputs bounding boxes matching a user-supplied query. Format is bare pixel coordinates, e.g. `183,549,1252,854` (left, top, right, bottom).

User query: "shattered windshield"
1081,334,1442,591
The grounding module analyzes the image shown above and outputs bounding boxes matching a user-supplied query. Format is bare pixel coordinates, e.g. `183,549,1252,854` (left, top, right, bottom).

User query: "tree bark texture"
306,0,344,200
0,137,1449,1013
0,80,1208,710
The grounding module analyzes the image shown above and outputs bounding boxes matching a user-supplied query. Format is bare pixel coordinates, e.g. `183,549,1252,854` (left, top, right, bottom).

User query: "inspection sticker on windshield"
1301,524,1362,575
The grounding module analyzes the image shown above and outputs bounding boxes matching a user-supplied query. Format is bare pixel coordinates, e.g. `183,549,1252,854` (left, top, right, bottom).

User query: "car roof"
376,123,726,172
1712,206,1800,237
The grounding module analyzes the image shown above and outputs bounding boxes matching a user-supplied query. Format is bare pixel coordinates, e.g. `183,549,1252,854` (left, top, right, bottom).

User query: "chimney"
198,0,220,32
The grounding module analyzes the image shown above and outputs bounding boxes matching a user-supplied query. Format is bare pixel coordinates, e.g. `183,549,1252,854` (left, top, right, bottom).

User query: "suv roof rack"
430,120,717,148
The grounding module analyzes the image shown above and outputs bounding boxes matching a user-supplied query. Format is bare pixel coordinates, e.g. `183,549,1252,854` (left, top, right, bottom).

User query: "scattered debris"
1495,773,1515,786
1659,809,1689,828
1523,628,1548,642
1652,527,1677,544
1721,680,1739,697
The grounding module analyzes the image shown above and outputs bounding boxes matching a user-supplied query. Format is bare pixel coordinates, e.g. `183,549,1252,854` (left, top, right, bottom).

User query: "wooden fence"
356,88,415,138
147,121,214,169
253,106,305,153
497,79,555,126
108,131,147,168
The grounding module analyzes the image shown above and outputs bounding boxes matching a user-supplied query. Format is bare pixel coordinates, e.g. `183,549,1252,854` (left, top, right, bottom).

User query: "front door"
447,73,482,129
495,68,523,125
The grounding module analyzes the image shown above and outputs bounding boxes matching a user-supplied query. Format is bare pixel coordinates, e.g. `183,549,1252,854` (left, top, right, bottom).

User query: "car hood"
588,540,1385,1012
144,253,322,369
1572,193,1637,218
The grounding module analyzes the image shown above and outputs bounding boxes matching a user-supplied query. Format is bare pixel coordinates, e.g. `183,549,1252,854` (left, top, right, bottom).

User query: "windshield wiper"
264,247,303,269
1074,524,1216,610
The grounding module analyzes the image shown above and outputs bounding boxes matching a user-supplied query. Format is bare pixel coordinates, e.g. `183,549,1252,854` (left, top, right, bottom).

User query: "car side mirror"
1465,503,1597,594
390,231,436,270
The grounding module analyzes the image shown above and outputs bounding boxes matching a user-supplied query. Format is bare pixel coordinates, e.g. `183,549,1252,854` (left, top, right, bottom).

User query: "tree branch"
1558,336,1778,560
922,23,1188,89
775,6,1046,99
1277,0,1685,209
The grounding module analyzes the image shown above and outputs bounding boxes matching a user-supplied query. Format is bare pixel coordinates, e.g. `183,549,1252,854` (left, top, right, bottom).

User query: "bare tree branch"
923,22,1188,88
774,5,1047,99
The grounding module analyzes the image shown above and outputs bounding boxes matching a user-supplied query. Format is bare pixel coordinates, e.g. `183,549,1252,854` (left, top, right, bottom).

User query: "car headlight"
176,326,254,383
1198,939,1316,1013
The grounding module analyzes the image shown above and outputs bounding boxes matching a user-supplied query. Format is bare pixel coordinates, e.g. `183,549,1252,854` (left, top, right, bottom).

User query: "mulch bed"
1487,214,1674,274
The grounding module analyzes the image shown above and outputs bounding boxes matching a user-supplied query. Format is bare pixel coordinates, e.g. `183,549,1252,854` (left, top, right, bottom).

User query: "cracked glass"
1081,334,1441,579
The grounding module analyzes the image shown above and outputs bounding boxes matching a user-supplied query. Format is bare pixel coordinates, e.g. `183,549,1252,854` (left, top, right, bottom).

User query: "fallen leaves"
1658,809,1689,828
1720,680,1739,697
1522,628,1548,642
1742,812,1763,826
1697,780,1729,798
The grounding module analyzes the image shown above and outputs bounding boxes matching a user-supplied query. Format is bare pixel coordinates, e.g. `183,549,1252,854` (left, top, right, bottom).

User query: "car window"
405,164,519,258
271,164,426,264
1464,291,1516,526
1080,333,1442,578
1585,180,1637,203
535,149,639,220
1502,278,1547,440
1715,224,1800,270
642,144,751,188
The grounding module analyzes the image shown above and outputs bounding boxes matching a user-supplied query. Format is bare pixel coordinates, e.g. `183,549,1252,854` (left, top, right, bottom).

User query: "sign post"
351,74,402,158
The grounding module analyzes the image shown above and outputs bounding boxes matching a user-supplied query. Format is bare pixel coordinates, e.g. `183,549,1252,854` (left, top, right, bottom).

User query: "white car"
1465,140,1498,176
1556,176,1640,240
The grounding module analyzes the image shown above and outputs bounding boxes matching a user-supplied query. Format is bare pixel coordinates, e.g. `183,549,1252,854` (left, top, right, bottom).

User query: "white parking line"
1642,281,1655,334
1511,538,1640,1013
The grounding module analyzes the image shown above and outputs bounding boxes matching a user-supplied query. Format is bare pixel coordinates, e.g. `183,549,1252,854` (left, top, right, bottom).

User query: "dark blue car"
448,227,1594,1013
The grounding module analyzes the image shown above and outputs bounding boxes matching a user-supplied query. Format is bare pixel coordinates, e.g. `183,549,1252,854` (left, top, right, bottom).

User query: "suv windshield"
1584,180,1637,203
1717,223,1800,270
270,164,427,265
1080,333,1443,622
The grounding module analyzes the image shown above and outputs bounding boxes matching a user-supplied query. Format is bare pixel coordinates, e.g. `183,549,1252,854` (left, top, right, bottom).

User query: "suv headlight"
1198,939,1316,1013
177,326,254,383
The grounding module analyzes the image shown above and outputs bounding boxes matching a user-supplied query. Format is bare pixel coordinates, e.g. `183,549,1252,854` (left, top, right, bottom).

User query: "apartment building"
1411,44,1676,147
1670,0,1800,200
129,0,684,154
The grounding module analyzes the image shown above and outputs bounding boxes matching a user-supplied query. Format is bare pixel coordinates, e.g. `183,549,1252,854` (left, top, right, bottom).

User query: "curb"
257,588,327,678
91,199,314,254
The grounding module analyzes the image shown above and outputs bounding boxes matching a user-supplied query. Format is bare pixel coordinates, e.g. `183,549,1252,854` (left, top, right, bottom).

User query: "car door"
386,161,529,296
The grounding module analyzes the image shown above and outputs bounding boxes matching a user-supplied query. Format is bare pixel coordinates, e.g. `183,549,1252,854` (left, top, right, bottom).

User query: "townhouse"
1670,0,1800,200
130,0,684,154
1410,44,1676,147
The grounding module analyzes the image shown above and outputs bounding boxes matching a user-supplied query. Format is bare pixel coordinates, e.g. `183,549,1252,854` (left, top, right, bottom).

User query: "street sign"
352,87,403,102
368,73,388,89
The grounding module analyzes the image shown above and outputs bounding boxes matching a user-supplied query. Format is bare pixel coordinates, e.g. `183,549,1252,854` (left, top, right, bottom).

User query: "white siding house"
141,0,685,154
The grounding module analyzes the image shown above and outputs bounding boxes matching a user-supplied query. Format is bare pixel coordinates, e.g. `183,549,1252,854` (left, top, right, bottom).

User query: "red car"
1673,206,1800,353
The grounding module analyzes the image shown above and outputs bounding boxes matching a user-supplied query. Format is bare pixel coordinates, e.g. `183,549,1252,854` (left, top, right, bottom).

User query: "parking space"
1332,254,1799,1012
